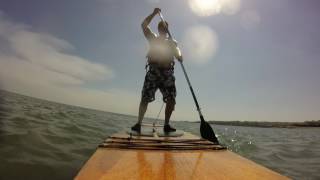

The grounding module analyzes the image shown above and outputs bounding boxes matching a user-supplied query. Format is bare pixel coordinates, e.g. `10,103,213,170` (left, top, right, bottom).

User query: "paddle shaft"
180,62,205,120
158,12,204,121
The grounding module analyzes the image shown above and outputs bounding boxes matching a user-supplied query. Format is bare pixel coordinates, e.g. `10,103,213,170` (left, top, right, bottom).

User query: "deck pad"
157,130,184,137
126,129,154,137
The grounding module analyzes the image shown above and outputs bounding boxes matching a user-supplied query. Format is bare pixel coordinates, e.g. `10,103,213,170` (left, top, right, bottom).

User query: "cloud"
0,12,113,87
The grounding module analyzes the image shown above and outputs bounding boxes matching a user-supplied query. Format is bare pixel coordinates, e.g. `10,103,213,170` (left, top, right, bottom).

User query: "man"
131,8,183,133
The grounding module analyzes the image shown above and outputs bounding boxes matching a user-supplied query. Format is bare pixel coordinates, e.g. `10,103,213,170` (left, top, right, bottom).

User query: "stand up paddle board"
75,125,289,180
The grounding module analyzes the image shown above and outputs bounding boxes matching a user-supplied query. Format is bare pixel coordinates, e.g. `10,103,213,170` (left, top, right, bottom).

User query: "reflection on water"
0,90,319,180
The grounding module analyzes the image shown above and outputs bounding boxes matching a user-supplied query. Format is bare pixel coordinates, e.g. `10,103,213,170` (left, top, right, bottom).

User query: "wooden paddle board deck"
75,131,289,180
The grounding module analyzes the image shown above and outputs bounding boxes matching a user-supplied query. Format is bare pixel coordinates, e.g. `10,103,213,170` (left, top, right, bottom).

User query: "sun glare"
189,0,240,16
182,25,218,64
189,0,221,16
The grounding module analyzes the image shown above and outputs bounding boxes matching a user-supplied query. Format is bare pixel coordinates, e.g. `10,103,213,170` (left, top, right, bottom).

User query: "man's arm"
171,40,183,62
141,8,160,40
175,46,183,62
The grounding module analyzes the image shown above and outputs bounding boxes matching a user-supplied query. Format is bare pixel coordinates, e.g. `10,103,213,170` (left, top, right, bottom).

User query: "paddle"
158,12,219,144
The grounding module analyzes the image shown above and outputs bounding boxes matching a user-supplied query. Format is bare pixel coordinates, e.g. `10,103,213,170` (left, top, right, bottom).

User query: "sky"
0,0,320,122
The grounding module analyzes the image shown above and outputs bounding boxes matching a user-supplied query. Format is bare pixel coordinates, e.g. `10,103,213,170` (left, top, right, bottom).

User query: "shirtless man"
131,8,183,133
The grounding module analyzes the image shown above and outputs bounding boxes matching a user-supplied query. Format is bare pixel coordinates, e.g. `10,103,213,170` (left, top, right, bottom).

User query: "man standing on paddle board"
131,8,183,133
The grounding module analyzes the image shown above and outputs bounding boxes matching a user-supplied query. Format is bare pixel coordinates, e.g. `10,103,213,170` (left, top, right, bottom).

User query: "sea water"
0,90,319,180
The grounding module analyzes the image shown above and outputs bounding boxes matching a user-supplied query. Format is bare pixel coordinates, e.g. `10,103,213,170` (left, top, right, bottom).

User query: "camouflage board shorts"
141,65,176,103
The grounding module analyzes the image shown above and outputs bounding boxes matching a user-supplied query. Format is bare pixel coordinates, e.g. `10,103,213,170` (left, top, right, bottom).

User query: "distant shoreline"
203,120,320,128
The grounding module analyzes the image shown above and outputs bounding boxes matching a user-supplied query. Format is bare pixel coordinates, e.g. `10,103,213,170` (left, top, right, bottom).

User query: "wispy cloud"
0,12,113,87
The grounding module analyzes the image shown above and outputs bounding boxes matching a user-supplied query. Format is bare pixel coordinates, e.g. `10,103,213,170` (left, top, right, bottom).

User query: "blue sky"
0,0,319,122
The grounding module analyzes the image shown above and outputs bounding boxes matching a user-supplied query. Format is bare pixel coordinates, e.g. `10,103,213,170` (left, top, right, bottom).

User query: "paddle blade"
200,116,219,144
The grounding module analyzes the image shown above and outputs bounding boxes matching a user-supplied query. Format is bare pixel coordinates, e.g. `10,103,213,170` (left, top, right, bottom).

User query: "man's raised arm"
171,40,183,62
141,8,160,40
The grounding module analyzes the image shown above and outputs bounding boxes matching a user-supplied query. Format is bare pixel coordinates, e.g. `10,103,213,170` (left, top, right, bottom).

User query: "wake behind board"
75,131,290,180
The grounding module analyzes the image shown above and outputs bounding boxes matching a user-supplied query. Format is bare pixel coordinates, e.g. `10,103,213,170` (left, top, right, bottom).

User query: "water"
0,90,319,180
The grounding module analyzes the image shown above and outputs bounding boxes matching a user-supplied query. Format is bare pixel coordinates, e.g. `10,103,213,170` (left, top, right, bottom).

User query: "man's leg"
132,100,148,132
138,100,148,124
164,99,176,132
164,99,175,125
161,69,177,132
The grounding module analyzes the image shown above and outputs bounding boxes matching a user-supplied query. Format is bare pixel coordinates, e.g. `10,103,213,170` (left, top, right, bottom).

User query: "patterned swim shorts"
141,65,176,103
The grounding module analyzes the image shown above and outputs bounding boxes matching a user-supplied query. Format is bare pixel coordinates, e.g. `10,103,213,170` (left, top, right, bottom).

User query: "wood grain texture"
75,132,290,180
